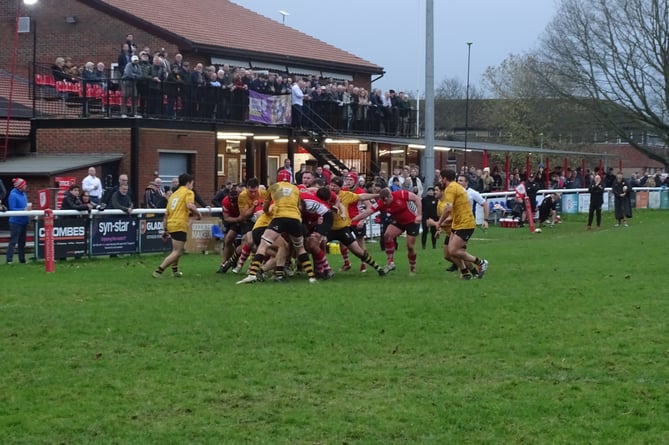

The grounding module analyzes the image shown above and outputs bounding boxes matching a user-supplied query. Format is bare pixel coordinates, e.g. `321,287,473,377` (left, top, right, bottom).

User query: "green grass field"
2,210,668,444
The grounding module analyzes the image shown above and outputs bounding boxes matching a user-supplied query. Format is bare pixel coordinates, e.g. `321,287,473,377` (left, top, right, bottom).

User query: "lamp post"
463,41,472,169
2,0,38,162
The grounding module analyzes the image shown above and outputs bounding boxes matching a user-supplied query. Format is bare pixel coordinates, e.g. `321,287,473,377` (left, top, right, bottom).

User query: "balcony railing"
29,65,418,138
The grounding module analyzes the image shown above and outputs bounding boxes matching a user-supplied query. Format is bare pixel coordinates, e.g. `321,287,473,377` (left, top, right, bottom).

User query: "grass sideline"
1,210,668,444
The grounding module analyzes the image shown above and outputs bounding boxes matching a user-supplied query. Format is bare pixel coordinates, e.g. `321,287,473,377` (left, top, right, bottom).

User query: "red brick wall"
137,129,216,201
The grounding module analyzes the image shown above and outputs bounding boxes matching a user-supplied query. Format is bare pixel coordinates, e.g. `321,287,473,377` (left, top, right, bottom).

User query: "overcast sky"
233,0,557,94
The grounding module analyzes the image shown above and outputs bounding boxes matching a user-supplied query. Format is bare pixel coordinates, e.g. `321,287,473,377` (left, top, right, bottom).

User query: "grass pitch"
1,210,668,444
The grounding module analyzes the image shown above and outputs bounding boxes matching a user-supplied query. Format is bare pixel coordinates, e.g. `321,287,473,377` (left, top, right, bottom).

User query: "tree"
538,0,669,167
435,77,483,100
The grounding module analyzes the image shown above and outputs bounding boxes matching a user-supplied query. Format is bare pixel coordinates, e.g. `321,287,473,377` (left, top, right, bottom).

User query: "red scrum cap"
277,169,291,183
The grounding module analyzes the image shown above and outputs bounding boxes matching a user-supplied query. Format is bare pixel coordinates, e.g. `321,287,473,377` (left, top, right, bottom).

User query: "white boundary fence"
1,187,668,260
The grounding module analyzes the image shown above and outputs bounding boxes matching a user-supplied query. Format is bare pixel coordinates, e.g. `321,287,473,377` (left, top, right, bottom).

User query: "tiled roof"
85,0,383,73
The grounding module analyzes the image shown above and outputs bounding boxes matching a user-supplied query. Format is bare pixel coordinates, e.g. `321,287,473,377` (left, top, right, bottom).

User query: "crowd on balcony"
39,34,415,135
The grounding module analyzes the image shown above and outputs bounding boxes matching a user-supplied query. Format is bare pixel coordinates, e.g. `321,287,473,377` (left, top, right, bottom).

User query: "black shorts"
443,233,450,246
240,220,254,235
390,221,420,237
452,228,475,242
268,217,303,238
170,231,187,242
327,227,356,246
352,222,366,238
252,226,266,246
310,212,333,237
223,221,241,234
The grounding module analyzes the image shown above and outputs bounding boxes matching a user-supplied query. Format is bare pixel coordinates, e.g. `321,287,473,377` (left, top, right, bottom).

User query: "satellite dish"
279,10,290,24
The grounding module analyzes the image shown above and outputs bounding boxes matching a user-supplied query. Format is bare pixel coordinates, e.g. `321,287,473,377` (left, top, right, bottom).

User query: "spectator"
60,184,92,212
604,167,616,188
103,174,133,207
63,57,79,78
153,178,168,208
278,158,294,183
294,163,308,185
52,57,76,82
125,33,137,55
143,181,160,208
421,187,438,249
82,167,104,204
165,65,185,119
136,51,152,116
117,43,132,77
291,78,305,128
121,55,143,117
94,62,109,91
212,181,233,207
408,166,424,196
80,191,93,210
148,55,166,116
587,174,605,230
612,172,631,227
110,183,134,214
6,178,31,264
457,174,489,230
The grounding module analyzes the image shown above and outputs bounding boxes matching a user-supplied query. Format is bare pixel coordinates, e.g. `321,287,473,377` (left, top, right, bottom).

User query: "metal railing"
29,65,419,137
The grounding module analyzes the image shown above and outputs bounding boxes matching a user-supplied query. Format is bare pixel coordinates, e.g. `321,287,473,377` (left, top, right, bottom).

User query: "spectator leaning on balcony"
136,51,152,116
148,55,166,116
291,78,305,128
121,55,143,117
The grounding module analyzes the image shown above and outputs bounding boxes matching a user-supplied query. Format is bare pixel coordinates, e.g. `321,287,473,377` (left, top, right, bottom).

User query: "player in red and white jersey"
216,185,242,273
353,187,422,275
300,185,338,279
297,170,315,190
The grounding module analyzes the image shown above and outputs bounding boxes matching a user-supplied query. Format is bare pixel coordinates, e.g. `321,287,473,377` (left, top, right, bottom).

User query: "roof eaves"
197,45,384,75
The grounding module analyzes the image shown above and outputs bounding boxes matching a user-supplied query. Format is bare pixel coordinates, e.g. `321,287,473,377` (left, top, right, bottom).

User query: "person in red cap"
6,178,31,264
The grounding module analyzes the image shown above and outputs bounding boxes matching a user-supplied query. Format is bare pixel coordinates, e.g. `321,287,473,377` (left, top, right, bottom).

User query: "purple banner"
248,91,291,125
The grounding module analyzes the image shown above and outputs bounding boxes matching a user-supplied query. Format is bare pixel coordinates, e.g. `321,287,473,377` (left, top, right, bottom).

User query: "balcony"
26,65,419,139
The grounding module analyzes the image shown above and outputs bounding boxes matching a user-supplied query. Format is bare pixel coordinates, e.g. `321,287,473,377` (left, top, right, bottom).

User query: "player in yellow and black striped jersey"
153,173,201,278
437,169,488,280
237,169,316,284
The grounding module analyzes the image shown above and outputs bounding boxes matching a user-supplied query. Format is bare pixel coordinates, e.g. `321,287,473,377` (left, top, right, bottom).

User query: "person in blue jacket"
6,178,31,264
